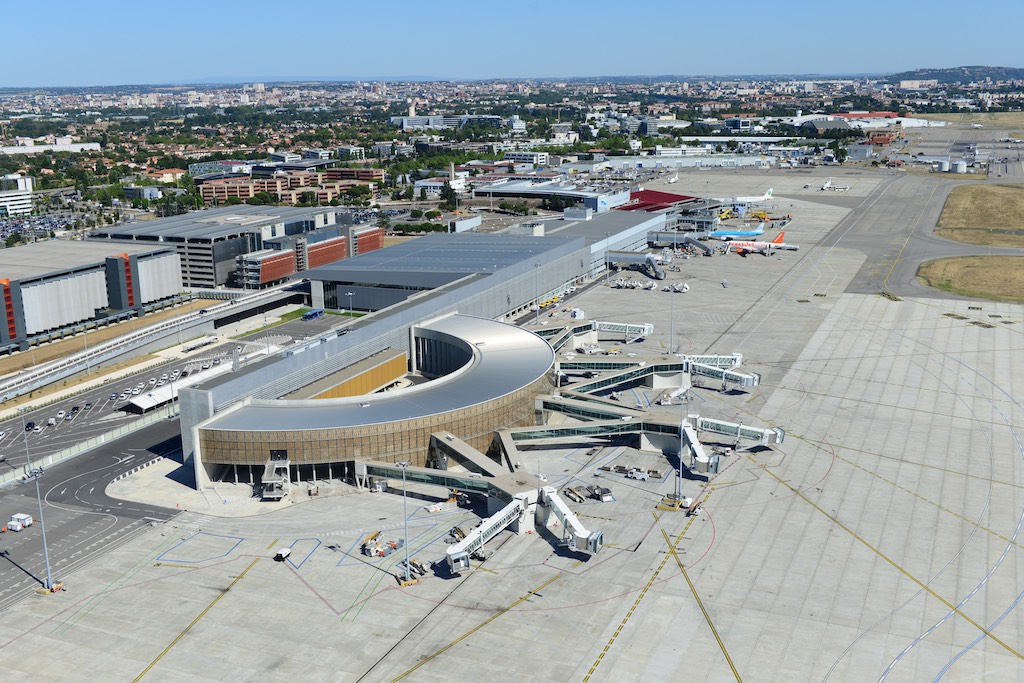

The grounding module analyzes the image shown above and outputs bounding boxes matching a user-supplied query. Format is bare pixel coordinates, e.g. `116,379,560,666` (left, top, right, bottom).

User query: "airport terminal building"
180,212,666,489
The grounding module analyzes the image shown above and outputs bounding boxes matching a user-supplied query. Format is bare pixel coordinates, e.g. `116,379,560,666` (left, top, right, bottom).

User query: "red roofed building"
833,111,899,119
618,189,697,212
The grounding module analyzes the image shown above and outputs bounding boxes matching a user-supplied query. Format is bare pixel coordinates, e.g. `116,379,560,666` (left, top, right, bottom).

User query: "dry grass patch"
0,298,217,377
916,112,1024,126
918,256,1024,303
936,184,1024,247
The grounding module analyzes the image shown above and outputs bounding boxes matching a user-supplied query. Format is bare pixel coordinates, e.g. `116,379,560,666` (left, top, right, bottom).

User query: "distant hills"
885,66,1024,84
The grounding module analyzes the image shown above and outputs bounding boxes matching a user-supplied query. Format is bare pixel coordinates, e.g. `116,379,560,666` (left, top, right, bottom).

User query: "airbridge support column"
645,369,689,390
639,430,676,454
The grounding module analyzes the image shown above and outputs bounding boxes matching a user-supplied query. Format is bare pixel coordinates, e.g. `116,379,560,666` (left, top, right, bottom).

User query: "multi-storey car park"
0,240,182,352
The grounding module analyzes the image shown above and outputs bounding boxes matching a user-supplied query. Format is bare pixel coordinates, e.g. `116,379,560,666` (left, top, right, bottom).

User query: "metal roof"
0,240,175,282
201,314,554,431
544,210,666,243
304,232,572,282
90,205,335,242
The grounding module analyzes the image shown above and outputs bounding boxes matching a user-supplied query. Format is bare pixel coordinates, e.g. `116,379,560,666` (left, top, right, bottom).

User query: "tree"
226,196,243,205
419,188,427,201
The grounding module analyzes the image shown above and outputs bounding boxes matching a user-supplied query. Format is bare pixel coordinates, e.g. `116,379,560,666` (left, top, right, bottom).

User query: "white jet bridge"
446,486,604,572
537,485,604,553
447,492,531,572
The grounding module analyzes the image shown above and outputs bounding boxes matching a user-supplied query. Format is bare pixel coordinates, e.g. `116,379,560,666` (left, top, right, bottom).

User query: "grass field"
935,184,1024,247
917,112,1024,126
918,256,1024,303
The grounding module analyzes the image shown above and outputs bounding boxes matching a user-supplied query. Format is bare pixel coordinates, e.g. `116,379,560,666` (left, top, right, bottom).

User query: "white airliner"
820,177,850,191
712,188,773,204
726,231,799,255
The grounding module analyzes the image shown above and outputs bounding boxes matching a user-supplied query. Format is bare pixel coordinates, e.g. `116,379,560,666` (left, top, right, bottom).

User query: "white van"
47,418,57,427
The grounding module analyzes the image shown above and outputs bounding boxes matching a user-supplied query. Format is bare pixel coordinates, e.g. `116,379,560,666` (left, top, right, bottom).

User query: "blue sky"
4,0,1023,87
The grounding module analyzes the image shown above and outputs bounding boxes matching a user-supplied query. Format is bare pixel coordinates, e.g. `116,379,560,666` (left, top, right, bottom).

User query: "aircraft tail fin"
772,231,785,244
764,188,773,199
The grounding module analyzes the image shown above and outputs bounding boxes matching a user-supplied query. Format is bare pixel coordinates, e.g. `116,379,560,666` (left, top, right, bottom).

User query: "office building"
0,174,33,216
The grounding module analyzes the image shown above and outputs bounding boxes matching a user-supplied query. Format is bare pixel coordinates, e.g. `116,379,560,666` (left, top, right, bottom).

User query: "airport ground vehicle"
626,469,649,481
8,513,33,531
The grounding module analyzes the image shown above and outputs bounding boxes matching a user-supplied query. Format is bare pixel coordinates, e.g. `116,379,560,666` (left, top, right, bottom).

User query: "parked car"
56,410,66,419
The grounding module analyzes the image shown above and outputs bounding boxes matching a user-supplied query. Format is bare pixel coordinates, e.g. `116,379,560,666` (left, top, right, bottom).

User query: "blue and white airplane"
706,223,765,241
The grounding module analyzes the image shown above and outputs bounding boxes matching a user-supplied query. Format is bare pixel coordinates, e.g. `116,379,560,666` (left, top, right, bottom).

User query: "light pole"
532,263,541,325
19,407,31,475
26,467,54,591
345,291,354,317
603,232,611,285
395,460,411,583
83,327,91,375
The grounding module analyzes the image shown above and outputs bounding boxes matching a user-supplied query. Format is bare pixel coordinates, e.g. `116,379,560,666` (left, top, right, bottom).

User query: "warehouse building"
0,241,181,352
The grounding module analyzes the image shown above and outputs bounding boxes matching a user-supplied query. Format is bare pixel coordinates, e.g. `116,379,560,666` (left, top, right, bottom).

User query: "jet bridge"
693,415,785,446
447,492,533,572
537,485,603,554
592,321,655,343
690,363,760,388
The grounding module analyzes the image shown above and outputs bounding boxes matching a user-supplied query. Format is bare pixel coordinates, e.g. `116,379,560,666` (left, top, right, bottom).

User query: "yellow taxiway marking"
583,499,707,682
133,558,260,682
751,458,1023,661
663,528,742,682
391,575,561,683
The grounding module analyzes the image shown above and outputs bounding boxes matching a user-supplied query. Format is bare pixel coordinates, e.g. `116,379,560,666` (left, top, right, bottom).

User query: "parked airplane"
727,231,799,255
666,174,679,184
820,177,850,191
706,222,765,241
712,188,773,204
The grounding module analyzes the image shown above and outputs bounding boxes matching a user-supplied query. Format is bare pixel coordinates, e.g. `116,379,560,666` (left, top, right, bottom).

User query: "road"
0,419,181,610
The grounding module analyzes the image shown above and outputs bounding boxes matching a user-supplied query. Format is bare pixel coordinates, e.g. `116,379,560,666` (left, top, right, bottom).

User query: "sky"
3,0,1023,87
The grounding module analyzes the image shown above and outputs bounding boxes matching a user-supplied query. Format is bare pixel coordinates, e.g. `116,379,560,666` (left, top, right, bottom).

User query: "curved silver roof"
202,314,553,432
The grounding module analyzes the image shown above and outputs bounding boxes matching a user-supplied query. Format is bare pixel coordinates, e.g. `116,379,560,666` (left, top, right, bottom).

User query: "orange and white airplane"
727,231,799,255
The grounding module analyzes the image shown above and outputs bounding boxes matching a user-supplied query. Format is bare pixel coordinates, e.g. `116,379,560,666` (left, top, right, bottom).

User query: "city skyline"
4,0,1023,88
